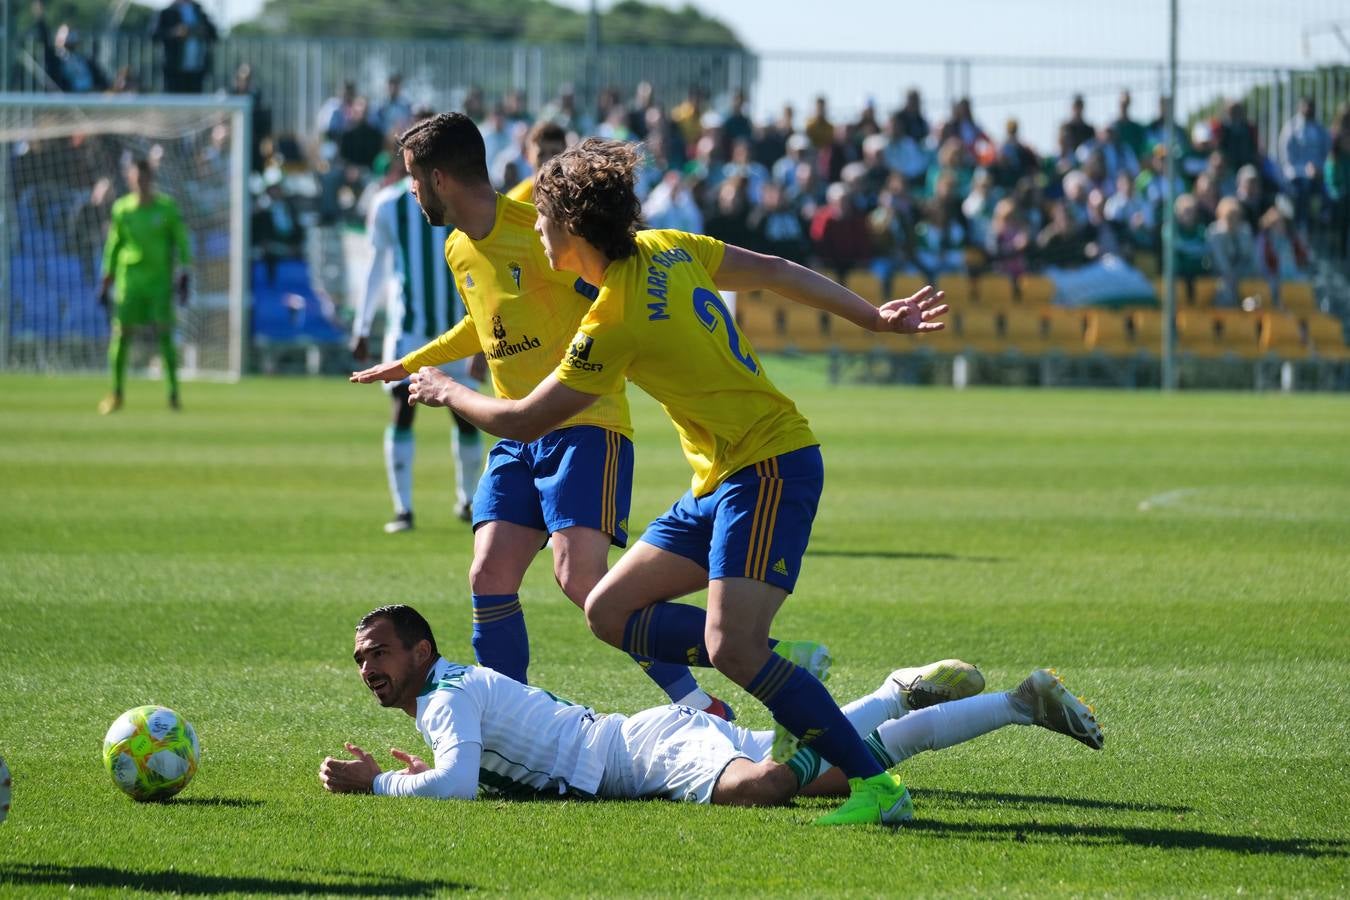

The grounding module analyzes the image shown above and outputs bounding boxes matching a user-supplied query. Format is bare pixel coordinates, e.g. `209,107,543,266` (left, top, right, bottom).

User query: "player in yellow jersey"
504,120,567,205
403,138,950,826
350,115,731,720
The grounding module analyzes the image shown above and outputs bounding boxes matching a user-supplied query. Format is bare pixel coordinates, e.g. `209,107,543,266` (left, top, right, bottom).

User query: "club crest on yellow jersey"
508,262,522,289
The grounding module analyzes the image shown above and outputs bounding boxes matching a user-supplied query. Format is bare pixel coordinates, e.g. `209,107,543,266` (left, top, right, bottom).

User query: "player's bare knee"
705,637,759,686
554,561,602,610
468,554,521,596
583,594,625,647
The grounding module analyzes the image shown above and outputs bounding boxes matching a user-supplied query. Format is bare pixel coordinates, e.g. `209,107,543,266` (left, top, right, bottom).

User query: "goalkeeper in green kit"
98,158,192,414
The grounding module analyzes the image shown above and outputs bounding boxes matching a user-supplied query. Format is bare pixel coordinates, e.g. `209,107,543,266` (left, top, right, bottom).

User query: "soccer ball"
102,706,200,802
0,755,10,822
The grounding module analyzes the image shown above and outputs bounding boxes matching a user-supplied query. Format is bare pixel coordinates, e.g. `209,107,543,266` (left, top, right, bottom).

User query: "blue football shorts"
639,444,823,592
473,425,634,547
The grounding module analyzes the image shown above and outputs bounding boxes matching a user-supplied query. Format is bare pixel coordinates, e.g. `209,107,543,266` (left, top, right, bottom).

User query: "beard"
417,195,449,227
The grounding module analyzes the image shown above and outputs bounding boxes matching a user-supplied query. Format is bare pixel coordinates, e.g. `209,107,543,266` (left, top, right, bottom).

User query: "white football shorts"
597,705,773,804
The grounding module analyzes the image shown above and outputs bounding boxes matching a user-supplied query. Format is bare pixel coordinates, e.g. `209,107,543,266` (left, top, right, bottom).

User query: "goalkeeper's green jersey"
102,192,191,309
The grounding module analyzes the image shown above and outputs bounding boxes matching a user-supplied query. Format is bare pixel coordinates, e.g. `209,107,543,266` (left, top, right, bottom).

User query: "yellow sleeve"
678,230,726,277
552,290,635,397
401,315,482,370
505,178,534,203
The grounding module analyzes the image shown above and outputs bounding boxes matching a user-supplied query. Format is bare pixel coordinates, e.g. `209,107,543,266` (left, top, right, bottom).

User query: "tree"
231,0,743,48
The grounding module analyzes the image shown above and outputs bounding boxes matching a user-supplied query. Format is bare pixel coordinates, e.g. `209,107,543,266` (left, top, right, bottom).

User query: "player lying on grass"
396,137,950,825
319,605,1103,815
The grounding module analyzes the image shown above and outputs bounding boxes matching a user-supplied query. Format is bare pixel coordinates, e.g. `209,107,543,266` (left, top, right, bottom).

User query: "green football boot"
814,772,914,826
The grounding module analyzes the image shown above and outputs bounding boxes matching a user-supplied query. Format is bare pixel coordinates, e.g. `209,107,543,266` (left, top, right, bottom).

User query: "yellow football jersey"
554,229,817,496
504,177,534,204
402,194,631,437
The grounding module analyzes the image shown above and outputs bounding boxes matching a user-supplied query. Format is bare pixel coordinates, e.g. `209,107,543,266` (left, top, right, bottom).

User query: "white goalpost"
0,94,251,381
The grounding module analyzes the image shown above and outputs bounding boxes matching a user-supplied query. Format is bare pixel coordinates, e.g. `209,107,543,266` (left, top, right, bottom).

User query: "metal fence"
12,34,756,143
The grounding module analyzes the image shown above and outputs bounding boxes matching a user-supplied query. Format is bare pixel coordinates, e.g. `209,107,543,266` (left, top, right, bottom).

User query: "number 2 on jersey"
692,287,758,375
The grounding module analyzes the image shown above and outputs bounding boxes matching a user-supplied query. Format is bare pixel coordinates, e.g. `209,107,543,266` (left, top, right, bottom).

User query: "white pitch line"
1137,488,1198,512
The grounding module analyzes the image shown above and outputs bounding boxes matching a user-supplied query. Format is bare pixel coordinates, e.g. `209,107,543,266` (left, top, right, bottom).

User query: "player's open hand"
876,285,948,335
349,361,409,384
390,748,430,776
408,366,457,408
318,742,382,794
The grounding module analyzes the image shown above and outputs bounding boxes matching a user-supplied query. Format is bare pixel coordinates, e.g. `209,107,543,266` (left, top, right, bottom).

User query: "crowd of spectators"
236,76,1349,308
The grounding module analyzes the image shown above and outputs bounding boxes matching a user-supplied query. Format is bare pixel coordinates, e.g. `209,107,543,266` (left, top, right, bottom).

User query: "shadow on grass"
902,819,1347,858
0,863,473,896
922,788,1191,814
158,796,264,808
805,549,1005,563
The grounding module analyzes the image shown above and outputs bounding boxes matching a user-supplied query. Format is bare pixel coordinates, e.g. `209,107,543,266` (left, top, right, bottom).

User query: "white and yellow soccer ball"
102,706,200,802
0,755,10,822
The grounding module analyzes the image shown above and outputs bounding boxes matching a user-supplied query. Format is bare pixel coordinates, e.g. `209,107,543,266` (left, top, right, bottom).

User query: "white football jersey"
380,658,624,799
355,179,461,360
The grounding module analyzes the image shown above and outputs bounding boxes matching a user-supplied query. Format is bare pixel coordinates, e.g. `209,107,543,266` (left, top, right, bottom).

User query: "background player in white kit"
352,139,484,533
319,606,1103,812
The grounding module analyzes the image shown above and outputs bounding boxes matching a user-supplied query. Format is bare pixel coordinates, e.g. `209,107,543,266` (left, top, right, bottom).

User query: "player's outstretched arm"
712,245,947,335
408,369,595,443
350,361,410,384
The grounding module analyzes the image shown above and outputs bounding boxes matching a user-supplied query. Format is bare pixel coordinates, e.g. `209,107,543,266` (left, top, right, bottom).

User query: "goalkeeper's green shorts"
115,294,174,328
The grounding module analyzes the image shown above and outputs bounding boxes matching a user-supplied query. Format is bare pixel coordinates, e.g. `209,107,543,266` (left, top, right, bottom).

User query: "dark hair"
533,137,641,261
529,120,567,149
396,112,489,185
357,604,439,657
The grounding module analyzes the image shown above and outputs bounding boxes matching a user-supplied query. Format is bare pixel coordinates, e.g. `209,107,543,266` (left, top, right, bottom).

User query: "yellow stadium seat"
736,302,784,353
1130,310,1164,352
973,274,1017,307
1042,307,1088,355
1305,313,1350,361
831,320,878,353
1156,276,1206,307
956,308,1003,353
889,274,929,302
1002,308,1045,354
1237,278,1271,308
1210,309,1263,359
1189,277,1220,307
1084,309,1133,356
844,270,885,304
936,276,974,307
1260,312,1309,359
1017,274,1055,305
1275,281,1316,313
782,303,831,353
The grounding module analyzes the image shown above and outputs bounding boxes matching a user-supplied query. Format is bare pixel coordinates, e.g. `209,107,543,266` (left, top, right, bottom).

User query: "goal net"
0,94,250,380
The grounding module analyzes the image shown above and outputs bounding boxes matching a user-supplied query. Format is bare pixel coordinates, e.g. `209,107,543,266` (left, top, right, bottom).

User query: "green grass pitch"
1,360,1347,897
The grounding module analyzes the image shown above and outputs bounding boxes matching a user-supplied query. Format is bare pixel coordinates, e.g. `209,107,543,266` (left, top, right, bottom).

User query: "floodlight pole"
1161,0,1179,391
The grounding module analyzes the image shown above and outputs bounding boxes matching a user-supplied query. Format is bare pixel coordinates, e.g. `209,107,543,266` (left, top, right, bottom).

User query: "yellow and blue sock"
471,593,528,683
621,602,782,668
748,654,883,780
